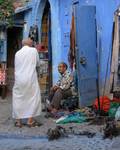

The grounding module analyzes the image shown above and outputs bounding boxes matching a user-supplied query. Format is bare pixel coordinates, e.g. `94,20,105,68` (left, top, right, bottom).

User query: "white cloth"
12,46,41,119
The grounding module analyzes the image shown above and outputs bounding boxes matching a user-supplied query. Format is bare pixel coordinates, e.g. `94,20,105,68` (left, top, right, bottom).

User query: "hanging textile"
29,25,39,44
0,63,7,85
68,13,76,70
41,11,49,49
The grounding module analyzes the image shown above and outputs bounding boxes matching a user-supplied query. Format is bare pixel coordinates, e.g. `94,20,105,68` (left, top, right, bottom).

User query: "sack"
93,96,110,113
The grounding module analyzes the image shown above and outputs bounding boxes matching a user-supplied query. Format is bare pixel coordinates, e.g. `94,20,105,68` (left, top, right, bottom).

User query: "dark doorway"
7,27,23,91
38,0,52,95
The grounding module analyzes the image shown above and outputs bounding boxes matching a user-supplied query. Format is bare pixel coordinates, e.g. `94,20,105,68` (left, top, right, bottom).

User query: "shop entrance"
7,27,23,91
38,0,52,95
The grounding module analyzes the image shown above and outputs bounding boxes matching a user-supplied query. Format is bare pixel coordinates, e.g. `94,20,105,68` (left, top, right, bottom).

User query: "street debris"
103,117,118,139
47,125,96,141
73,131,96,138
47,126,67,141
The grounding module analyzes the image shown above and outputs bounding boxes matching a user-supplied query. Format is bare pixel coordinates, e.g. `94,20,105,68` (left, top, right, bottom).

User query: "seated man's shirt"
56,71,73,90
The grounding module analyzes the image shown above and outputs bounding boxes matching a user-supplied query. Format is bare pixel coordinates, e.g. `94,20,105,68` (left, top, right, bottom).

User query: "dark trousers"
49,88,72,109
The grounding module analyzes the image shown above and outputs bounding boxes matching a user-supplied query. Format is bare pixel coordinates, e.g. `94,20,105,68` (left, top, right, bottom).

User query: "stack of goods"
0,63,7,85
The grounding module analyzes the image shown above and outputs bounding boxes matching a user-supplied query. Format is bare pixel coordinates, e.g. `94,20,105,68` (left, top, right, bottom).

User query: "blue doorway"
74,4,98,107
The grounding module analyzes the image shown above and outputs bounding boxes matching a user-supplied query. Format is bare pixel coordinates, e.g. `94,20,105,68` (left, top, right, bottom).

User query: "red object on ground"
93,96,110,112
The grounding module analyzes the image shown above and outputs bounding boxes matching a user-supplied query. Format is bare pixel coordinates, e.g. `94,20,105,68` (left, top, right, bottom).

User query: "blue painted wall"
16,0,73,84
16,0,120,89
58,0,120,91
59,0,72,68
0,31,7,62
23,9,33,38
25,0,62,84
75,0,120,89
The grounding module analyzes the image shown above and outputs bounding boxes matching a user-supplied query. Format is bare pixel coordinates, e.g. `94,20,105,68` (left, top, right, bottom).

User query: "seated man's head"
58,62,68,74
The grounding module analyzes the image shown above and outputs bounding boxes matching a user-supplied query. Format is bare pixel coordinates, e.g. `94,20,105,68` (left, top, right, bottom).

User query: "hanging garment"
29,25,39,43
68,14,76,70
12,46,41,119
41,12,49,49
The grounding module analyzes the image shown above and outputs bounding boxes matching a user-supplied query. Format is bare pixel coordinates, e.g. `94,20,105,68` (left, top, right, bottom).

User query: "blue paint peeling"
1,0,120,90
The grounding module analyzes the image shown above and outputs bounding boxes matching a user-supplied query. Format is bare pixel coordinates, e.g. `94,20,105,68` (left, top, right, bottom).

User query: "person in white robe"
12,38,42,127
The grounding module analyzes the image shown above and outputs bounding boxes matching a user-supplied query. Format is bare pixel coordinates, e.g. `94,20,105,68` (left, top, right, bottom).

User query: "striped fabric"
41,13,49,49
0,69,6,85
0,63,7,85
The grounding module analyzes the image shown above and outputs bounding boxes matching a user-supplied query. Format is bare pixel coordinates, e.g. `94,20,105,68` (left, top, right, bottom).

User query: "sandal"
14,122,22,128
27,121,42,128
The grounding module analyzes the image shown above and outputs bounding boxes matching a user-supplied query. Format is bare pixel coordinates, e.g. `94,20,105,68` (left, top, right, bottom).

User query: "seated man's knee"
50,87,54,92
54,88,63,97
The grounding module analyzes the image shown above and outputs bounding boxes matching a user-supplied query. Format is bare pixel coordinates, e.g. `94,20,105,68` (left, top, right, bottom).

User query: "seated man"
48,62,73,113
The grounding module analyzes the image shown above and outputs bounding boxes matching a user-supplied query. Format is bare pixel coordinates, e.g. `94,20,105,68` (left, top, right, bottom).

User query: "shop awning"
15,3,32,14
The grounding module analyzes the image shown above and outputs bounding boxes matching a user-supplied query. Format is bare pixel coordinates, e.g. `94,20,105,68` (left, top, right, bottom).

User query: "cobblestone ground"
0,134,119,150
0,95,120,150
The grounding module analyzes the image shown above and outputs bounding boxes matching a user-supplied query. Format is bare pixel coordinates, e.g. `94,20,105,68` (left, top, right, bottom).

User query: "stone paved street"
0,95,120,150
0,133,120,150
1,0,120,149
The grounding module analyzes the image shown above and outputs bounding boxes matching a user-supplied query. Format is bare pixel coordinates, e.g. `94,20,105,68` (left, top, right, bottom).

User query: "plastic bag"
109,102,120,118
56,112,87,124
115,106,120,120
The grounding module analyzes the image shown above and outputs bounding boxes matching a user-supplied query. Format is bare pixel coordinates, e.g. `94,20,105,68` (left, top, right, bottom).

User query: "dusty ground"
0,94,120,150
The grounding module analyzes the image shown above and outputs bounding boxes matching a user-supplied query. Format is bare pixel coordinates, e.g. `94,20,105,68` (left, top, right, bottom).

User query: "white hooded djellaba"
12,45,41,119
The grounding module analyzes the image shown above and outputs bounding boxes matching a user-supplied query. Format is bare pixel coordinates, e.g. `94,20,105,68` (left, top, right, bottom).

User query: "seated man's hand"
52,85,60,91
